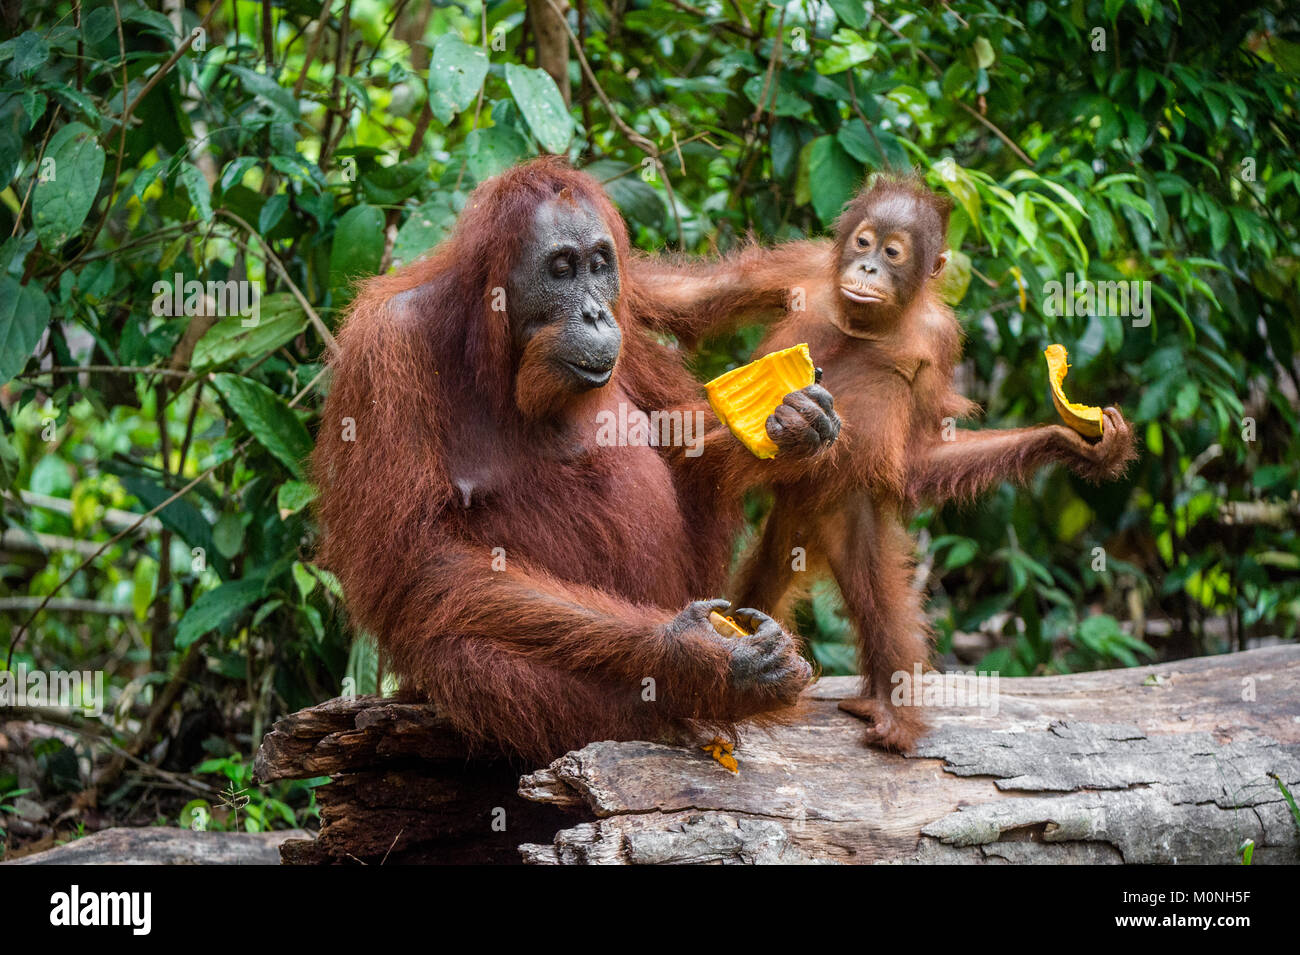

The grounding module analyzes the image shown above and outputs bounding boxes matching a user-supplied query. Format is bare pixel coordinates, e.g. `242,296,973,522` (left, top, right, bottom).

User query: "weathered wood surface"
257,647,1300,864
3,828,306,865
253,695,570,864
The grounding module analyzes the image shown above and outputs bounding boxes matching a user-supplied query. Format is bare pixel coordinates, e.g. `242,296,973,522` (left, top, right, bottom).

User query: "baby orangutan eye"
856,234,871,248
886,246,901,259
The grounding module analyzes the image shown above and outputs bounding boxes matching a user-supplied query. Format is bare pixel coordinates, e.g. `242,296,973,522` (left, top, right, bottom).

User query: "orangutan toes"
838,696,925,753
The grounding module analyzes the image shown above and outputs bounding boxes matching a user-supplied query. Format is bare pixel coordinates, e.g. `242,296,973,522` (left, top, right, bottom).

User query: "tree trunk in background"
528,0,571,105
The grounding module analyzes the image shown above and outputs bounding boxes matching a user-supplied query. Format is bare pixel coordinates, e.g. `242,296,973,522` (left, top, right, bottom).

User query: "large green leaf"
119,474,226,573
177,162,213,220
330,204,386,291
806,136,861,225
504,63,573,154
192,293,308,371
0,277,49,383
9,31,49,75
742,73,808,118
31,122,105,250
426,34,489,125
213,373,312,479
227,65,298,123
360,160,424,205
0,276,47,382
466,125,530,182
276,480,318,520
176,577,266,648
391,197,457,269
826,0,868,29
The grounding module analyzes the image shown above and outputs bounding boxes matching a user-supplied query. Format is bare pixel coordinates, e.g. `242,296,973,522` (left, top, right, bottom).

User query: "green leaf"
131,556,156,623
815,30,876,75
944,539,979,570
466,125,530,182
118,475,222,576
212,373,312,479
825,0,868,29
806,136,861,225
426,34,489,125
292,561,317,600
81,8,116,44
219,157,260,193
258,193,288,233
0,431,18,489
931,157,981,224
191,293,307,371
10,32,49,76
277,480,318,519
837,122,909,171
742,73,808,118
360,160,425,204
936,249,972,304
176,577,266,648
212,513,244,559
31,122,105,250
228,65,299,123
177,163,212,220
973,37,995,70
504,63,574,155
392,197,457,269
330,204,386,290
0,277,49,383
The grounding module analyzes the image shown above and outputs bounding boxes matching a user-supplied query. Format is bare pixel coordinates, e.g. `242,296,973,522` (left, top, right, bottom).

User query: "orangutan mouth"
840,285,887,305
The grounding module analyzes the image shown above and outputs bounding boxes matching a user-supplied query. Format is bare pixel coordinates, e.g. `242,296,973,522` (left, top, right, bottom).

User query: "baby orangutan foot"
838,696,926,753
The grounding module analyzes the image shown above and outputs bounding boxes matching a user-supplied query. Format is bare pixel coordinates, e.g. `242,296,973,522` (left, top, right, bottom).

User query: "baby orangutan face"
835,184,950,330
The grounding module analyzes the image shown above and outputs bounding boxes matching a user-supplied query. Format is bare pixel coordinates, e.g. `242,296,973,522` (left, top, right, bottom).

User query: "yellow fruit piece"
705,343,816,459
709,611,749,638
1044,344,1104,439
702,737,739,774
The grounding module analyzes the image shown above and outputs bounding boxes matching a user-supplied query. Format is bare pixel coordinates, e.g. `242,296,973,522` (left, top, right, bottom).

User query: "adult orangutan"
655,176,1137,752
311,158,838,764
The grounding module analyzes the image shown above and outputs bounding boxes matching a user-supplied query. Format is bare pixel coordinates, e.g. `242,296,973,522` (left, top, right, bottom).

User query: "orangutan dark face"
508,197,622,392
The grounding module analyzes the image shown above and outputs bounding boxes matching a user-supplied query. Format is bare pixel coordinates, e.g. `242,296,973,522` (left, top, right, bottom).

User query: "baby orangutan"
730,176,1137,751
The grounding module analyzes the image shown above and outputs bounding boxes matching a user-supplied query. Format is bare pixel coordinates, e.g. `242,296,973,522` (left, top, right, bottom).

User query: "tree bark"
528,0,571,105
255,646,1300,864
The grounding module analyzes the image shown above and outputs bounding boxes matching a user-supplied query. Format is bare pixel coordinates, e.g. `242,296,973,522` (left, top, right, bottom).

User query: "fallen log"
255,646,1300,864
3,828,306,865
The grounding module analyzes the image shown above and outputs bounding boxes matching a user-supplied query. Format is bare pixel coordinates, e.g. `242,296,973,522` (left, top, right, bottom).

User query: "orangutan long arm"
409,544,730,689
626,240,832,344
906,425,1085,507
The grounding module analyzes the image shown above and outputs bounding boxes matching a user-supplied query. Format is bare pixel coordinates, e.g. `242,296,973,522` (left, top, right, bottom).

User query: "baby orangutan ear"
931,250,950,279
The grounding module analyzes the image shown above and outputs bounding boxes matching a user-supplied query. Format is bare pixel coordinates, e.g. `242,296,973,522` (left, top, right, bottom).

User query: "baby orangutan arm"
626,240,832,345
908,407,1137,507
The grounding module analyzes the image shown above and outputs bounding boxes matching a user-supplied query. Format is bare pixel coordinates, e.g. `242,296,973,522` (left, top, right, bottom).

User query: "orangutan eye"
886,246,901,259
590,251,607,272
550,255,572,278
856,234,871,248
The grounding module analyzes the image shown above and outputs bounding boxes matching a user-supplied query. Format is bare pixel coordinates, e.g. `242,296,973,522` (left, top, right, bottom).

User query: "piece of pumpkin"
1044,344,1104,438
705,343,816,459
708,611,749,638
702,737,739,774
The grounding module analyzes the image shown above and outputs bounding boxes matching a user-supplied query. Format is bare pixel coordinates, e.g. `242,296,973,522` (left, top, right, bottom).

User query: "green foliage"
0,0,1296,835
